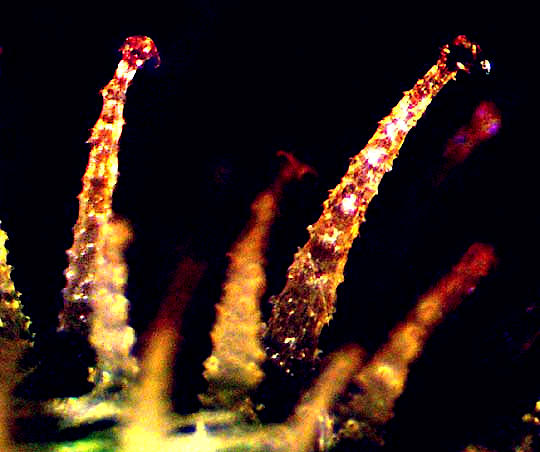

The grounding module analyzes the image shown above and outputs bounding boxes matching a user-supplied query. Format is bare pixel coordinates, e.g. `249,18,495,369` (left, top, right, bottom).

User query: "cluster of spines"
47,36,160,426
1,34,525,452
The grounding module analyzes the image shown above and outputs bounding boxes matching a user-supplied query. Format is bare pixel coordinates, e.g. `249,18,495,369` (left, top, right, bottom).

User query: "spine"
0,225,32,343
59,36,159,334
344,243,496,424
266,36,487,376
203,152,314,409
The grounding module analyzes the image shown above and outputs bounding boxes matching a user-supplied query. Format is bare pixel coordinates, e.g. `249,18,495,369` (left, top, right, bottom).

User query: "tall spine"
0,225,31,343
59,36,159,334
266,36,487,375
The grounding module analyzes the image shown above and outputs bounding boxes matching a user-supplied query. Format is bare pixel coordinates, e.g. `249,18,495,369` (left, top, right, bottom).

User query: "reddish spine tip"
443,35,485,74
276,150,318,182
120,36,160,68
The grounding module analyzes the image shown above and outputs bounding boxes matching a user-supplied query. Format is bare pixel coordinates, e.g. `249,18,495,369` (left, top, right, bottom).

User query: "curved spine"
266,36,487,375
59,36,159,335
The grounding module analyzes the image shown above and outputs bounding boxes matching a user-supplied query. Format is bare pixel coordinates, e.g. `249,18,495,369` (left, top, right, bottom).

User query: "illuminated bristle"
59,36,159,335
203,152,314,408
346,243,496,423
266,35,483,376
434,100,501,186
0,226,32,342
3,32,524,452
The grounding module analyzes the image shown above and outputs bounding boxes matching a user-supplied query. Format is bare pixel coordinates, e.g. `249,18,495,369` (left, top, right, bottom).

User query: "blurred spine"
202,152,315,410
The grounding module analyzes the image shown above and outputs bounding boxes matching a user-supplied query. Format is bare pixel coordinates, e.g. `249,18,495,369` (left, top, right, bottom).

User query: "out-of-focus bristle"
346,243,496,423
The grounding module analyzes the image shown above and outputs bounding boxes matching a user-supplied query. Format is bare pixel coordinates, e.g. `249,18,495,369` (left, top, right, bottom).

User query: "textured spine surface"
59,36,159,335
0,226,31,342
266,36,485,375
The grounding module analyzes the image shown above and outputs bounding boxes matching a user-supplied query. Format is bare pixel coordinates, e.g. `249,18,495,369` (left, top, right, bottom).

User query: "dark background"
0,3,537,451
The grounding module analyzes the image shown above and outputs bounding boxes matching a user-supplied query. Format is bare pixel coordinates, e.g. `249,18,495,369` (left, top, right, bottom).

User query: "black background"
0,3,537,451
